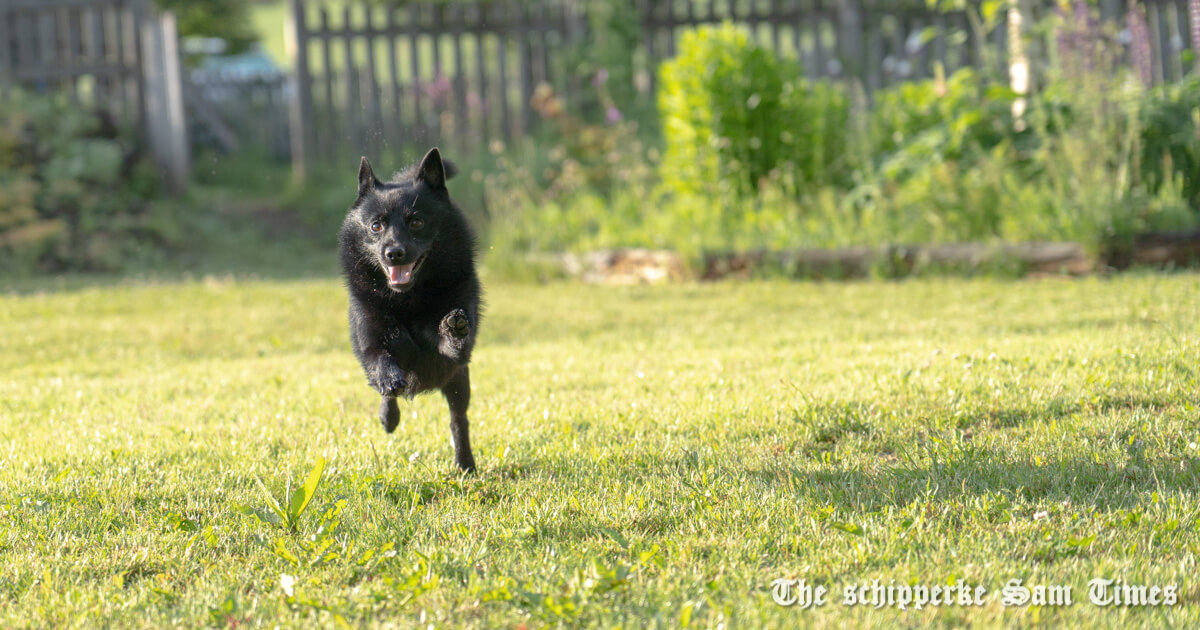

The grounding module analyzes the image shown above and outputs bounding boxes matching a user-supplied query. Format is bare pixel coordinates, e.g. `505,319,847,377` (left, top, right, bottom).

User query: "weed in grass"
238,457,328,533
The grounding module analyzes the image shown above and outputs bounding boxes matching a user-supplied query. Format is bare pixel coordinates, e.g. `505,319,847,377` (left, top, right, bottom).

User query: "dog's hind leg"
380,396,399,433
441,367,476,473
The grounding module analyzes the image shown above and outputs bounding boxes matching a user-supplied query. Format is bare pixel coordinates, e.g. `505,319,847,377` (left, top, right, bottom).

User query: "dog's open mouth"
385,254,425,289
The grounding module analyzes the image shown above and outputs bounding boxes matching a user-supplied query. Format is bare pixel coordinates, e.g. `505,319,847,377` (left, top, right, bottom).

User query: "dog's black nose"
384,246,406,264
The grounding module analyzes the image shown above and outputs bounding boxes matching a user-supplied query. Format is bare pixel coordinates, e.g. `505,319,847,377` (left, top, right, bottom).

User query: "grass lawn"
1,274,1198,628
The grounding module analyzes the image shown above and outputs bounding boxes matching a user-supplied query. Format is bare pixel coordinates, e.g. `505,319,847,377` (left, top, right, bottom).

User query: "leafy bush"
870,68,1034,179
1139,74,1200,211
657,23,852,200
0,90,171,273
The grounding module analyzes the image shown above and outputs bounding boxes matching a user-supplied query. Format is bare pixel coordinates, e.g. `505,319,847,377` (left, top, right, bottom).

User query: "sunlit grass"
0,274,1197,627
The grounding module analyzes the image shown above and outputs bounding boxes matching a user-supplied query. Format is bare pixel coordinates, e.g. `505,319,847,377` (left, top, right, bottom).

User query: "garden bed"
542,231,1200,284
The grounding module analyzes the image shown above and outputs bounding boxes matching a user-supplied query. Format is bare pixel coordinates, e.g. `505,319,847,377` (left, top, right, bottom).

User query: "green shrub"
1139,74,1200,211
0,90,169,273
657,23,852,200
869,67,1043,182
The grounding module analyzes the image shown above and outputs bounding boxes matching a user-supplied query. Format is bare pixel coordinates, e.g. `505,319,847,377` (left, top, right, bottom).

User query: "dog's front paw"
441,309,470,339
380,397,399,433
374,359,407,396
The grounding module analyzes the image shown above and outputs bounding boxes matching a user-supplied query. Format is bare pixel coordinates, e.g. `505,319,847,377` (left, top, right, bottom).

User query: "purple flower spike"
605,105,623,125
593,68,609,88
1190,0,1200,58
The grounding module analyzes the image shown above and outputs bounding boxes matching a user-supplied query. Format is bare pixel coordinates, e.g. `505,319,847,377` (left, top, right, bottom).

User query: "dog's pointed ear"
417,147,447,190
358,156,380,197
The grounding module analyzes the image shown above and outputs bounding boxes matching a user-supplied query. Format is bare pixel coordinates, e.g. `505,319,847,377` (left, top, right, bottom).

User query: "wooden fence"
187,67,292,160
286,0,1197,180
286,0,585,179
0,0,190,191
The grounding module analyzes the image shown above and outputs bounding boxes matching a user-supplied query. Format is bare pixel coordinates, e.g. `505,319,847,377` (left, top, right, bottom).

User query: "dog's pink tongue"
388,263,414,284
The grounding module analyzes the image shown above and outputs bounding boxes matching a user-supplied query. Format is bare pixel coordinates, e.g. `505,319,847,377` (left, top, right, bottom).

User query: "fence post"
837,0,864,79
0,4,10,93
286,0,313,183
141,9,189,194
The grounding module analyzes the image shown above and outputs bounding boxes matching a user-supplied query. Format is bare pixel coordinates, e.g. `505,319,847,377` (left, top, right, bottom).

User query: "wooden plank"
120,0,140,124
342,3,361,155
407,3,424,143
320,6,336,163
494,3,513,143
0,7,12,86
662,0,676,58
933,11,947,75
1163,1,1182,81
769,0,781,57
430,0,444,144
516,0,533,136
57,6,76,98
840,0,868,78
451,3,467,146
158,10,188,192
39,10,58,70
535,0,550,88
472,3,489,142
140,9,187,193
557,0,575,118
1147,1,1165,83
1099,0,1120,21
361,0,382,157
865,14,882,91
94,3,113,106
964,11,979,72
641,0,657,94
287,0,313,181
811,1,825,77
384,4,403,151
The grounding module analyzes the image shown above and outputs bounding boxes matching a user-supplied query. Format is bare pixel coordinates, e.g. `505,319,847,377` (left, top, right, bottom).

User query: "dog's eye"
407,217,424,230
370,220,384,233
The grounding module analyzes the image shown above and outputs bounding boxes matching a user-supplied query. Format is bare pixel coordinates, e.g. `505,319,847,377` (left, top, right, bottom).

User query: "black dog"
338,148,481,472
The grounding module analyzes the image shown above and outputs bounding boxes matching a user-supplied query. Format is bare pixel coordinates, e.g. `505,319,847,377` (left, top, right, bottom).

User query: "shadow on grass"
757,392,1198,510
781,453,1198,512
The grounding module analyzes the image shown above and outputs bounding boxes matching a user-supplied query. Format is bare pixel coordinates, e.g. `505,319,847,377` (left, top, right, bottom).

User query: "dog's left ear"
417,147,448,190
358,156,381,197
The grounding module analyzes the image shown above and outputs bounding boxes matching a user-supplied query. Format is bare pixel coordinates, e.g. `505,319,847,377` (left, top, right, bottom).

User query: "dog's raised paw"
442,309,470,339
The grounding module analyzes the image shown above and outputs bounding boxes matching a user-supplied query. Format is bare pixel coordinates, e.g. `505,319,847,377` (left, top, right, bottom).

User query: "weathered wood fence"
286,0,1196,180
0,0,190,191
187,67,292,160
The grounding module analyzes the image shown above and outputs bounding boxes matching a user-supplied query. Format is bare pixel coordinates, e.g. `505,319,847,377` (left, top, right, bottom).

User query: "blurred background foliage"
1,0,1198,276
484,3,1200,264
154,0,258,55
0,92,174,272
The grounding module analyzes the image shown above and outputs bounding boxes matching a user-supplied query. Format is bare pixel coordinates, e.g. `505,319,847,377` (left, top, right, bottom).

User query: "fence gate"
0,0,189,192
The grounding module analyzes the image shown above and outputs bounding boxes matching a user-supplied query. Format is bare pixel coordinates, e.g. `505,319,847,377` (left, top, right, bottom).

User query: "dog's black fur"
338,148,481,472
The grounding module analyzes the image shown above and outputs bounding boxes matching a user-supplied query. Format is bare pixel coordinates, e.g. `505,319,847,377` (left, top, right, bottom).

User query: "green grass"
1,274,1198,627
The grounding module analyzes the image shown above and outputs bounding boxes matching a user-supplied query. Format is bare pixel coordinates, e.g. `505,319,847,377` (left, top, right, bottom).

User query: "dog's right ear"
358,156,380,197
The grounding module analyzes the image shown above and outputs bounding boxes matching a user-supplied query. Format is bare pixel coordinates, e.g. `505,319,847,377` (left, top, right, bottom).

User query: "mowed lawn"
1,275,1198,628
